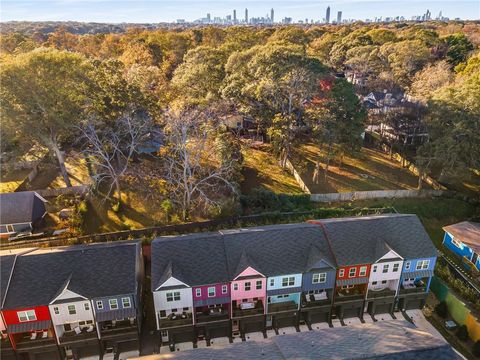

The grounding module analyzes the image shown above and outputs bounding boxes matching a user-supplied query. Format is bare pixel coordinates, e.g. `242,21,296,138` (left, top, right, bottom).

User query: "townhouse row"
0,242,143,360
151,214,437,345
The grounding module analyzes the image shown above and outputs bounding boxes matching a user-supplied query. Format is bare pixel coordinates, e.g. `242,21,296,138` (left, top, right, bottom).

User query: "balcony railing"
267,301,298,314
196,312,230,324
15,335,56,350
100,319,138,338
399,286,426,295
232,306,264,318
301,293,331,309
335,292,365,303
159,313,193,329
59,328,98,344
367,288,396,299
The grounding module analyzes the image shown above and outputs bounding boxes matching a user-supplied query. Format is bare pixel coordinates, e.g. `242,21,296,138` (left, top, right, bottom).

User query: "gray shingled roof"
3,241,140,309
1,255,16,307
151,223,335,290
148,321,460,359
0,191,46,225
317,214,437,266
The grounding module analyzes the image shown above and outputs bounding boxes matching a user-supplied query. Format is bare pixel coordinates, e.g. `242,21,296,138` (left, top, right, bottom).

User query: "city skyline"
1,0,479,23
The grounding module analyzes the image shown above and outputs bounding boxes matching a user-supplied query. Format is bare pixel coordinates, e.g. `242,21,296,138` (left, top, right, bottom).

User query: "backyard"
241,143,303,195
291,143,430,194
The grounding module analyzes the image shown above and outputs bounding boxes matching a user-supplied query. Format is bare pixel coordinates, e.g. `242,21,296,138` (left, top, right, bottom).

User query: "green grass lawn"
292,143,430,194
322,197,479,249
241,144,304,194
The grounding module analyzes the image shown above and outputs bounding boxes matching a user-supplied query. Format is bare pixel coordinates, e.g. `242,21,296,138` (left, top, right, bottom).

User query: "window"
312,273,326,284
68,305,76,315
233,283,238,291
349,268,356,278
196,288,202,297
84,303,90,311
405,261,411,270
270,278,275,286
451,238,463,248
381,280,387,284
373,265,377,273
244,282,251,291
86,320,93,325
109,299,118,310
18,310,36,322
96,301,103,310
339,269,345,277
416,260,430,270
208,287,216,297
64,324,72,331
183,307,189,311
341,285,354,289
160,310,166,318
393,263,399,272
122,297,131,308
359,266,367,276
382,264,389,273
166,292,181,302
372,281,378,285
171,308,178,313
282,277,295,287
53,307,60,315
222,285,228,294
256,280,262,289
79,321,86,326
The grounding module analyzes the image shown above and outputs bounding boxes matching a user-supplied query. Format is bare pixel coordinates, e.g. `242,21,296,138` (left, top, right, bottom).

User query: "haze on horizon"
1,0,479,23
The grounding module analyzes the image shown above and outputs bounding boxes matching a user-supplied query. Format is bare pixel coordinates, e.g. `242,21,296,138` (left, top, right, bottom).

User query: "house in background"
0,191,47,239
443,222,480,271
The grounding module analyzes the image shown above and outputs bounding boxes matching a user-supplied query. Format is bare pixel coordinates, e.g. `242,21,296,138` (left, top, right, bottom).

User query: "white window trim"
53,307,60,315
312,273,326,284
416,260,430,270
109,299,118,310
68,305,76,315
349,268,356,278
244,282,251,291
256,280,262,289
196,288,202,297
96,300,104,309
359,266,367,276
122,297,131,308
18,310,36,322
393,263,399,272
84,302,90,311
451,237,463,248
405,261,411,270
281,276,295,287
270,278,275,286
339,269,345,277
233,283,238,291
222,285,228,294
208,287,216,297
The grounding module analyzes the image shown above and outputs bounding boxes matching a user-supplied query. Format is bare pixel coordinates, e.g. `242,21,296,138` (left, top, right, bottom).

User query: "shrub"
77,200,88,214
435,301,448,318
473,341,480,357
456,325,469,341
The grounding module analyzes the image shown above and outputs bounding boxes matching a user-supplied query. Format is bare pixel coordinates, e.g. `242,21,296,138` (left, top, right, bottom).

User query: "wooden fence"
0,207,395,249
310,189,444,202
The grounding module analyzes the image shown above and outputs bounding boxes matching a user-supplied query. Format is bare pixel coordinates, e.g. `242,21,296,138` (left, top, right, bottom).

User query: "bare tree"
79,109,153,203
163,108,238,221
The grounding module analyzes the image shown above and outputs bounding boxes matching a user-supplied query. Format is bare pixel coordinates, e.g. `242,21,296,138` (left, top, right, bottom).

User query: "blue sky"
1,0,479,22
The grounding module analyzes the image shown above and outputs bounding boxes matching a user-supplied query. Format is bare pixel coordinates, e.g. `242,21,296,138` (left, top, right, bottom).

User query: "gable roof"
443,221,480,254
313,214,437,266
2,241,141,309
0,191,47,225
151,223,336,291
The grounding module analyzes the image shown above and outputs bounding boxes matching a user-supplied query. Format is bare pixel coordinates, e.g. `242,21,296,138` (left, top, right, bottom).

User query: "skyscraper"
207,13,211,22
271,8,274,23
233,9,237,23
337,11,342,24
245,8,248,24
326,6,330,24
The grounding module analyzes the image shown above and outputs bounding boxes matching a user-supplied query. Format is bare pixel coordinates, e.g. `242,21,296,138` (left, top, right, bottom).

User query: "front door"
161,330,169,343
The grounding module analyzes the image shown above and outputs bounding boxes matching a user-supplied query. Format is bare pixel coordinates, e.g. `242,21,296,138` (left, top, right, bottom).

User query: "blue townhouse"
443,221,480,270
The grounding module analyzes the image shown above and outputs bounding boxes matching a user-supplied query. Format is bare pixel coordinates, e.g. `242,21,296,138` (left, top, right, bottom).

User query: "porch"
15,333,57,350
99,319,138,340
301,292,331,308
232,300,264,319
267,301,297,314
367,288,396,299
196,307,230,324
159,313,193,329
399,284,426,295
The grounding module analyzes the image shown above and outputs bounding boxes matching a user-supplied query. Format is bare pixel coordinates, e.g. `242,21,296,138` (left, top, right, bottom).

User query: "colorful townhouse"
443,221,480,271
1,242,144,360
151,233,231,345
310,214,437,321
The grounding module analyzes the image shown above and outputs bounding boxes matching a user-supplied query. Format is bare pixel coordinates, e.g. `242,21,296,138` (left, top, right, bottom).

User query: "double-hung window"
244,282,251,291
53,307,60,315
18,310,36,322
166,292,181,302
382,264,389,273
282,277,295,287
96,301,103,309
405,261,411,270
349,268,356,277
222,285,228,294
208,287,216,297
195,288,202,297
84,302,90,311
312,273,326,284
256,280,262,289
68,305,76,315
109,299,118,310
270,278,275,287
233,283,238,291
416,260,430,270
122,297,131,308
359,266,367,276
339,269,345,277
393,263,399,272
